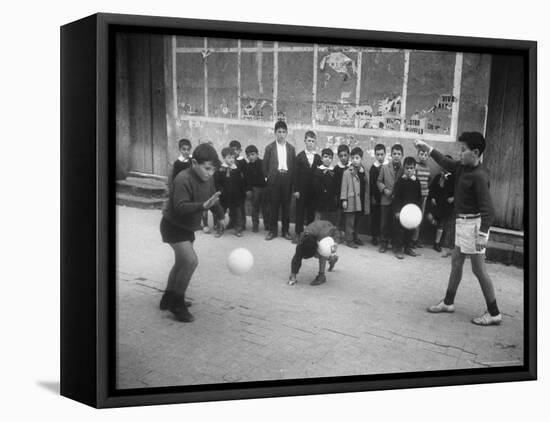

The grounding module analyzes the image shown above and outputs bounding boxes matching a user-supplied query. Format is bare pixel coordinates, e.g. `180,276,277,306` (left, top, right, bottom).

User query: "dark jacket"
244,158,267,190
163,167,224,231
426,173,455,220
393,175,422,214
313,165,338,212
294,150,322,194
214,165,245,208
262,141,296,185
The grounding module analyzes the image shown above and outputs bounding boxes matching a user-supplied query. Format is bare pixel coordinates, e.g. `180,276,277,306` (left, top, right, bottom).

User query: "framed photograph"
60,13,536,408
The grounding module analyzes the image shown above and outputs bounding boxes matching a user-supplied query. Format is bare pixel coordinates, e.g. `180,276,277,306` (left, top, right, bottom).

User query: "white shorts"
455,216,488,255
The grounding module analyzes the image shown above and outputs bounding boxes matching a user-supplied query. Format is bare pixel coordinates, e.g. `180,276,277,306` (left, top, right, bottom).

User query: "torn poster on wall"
241,97,274,121
319,52,358,82
325,134,358,153
405,94,454,135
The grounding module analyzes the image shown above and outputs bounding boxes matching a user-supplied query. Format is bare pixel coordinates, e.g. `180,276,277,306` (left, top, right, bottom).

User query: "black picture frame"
60,12,537,408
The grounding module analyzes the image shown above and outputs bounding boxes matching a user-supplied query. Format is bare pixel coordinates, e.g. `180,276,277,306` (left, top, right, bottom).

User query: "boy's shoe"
172,305,195,323
214,230,223,238
345,241,358,249
371,236,379,246
282,232,293,241
378,242,387,253
427,300,455,313
235,230,244,237
353,237,364,246
288,275,297,286
310,273,327,286
433,242,442,252
394,249,404,259
265,232,276,240
328,255,339,272
161,291,191,310
442,250,452,258
404,248,418,257
471,311,502,326
202,226,211,234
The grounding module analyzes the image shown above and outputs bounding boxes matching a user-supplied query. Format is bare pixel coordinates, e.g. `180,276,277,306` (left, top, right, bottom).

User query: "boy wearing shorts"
415,133,502,326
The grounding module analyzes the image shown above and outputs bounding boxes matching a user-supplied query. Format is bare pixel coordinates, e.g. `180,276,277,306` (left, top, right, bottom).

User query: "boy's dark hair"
458,131,486,155
178,138,192,149
229,140,242,150
221,147,235,158
374,143,386,153
274,120,288,132
350,147,363,158
391,144,404,154
193,143,220,165
304,130,317,140
403,156,417,167
245,145,258,155
301,234,318,259
337,144,350,154
321,148,334,157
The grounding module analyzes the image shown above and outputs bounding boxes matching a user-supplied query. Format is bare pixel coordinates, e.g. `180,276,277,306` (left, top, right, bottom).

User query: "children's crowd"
170,130,456,260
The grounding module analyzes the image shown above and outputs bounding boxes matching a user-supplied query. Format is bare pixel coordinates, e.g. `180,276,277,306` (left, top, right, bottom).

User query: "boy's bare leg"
444,247,466,304
167,241,198,322
470,254,497,306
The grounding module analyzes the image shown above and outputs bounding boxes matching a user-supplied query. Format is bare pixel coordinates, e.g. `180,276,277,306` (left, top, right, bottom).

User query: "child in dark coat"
244,145,270,233
313,148,338,225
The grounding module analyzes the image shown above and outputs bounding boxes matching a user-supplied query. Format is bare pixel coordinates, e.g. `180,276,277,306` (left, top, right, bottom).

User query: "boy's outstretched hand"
414,139,431,153
203,191,221,209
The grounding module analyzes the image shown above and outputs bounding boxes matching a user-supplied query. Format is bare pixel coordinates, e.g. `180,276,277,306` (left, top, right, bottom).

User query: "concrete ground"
116,206,524,389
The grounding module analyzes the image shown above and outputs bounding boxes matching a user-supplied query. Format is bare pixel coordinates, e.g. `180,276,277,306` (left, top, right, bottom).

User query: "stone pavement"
116,206,524,389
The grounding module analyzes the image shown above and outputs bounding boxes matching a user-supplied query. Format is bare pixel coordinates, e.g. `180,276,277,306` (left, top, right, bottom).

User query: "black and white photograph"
115,29,527,389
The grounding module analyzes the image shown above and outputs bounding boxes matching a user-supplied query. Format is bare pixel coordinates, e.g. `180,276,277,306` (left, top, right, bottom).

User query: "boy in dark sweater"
214,147,245,237
426,161,455,254
293,131,322,241
160,143,225,323
244,145,269,233
415,133,501,326
333,144,350,242
313,148,338,224
393,156,422,259
229,140,247,230
369,143,387,245
171,138,192,182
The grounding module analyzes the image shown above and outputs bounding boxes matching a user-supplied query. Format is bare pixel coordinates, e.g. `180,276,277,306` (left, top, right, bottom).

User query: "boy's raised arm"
414,139,459,174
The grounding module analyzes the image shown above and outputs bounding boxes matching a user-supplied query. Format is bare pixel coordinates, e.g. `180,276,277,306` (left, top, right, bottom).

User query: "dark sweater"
393,176,422,214
163,167,224,231
244,159,267,190
333,163,348,203
369,163,383,203
430,149,494,233
214,166,245,208
313,166,337,212
172,158,192,182
427,173,455,220
294,151,322,194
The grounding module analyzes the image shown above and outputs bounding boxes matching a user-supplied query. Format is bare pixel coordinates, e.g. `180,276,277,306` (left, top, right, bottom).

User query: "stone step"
127,171,168,183
116,177,168,198
116,192,166,210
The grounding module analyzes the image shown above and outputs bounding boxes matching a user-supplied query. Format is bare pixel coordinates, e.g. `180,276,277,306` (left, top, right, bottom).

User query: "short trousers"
455,216,487,254
160,217,196,244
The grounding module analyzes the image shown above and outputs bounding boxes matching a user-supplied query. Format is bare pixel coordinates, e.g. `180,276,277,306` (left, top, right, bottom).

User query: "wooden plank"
115,33,130,179
450,53,463,140
150,34,168,177
127,33,153,174
400,50,410,131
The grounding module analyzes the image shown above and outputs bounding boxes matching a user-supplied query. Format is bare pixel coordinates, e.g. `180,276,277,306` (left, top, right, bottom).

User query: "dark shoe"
412,240,423,249
328,255,339,272
378,242,387,253
371,236,379,246
282,232,293,241
433,242,442,252
353,237,364,246
265,232,276,241
160,291,191,310
405,248,418,257
172,305,195,323
394,249,404,259
310,273,327,286
345,241,358,249
235,229,244,237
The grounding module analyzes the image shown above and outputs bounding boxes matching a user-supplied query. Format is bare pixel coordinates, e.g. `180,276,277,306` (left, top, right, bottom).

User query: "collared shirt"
305,150,316,167
178,154,190,163
402,174,417,181
372,158,389,168
276,141,288,171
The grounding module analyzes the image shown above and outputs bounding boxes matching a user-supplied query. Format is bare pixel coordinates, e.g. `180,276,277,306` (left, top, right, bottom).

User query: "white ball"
227,248,254,275
399,203,423,229
317,236,335,258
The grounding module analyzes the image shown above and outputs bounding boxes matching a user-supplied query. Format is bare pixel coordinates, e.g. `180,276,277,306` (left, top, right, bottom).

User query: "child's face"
351,154,362,167
404,164,415,178
459,142,478,166
417,150,428,163
194,160,216,181
246,152,258,163
275,128,287,142
304,136,316,151
180,145,191,159
338,151,349,165
223,154,235,166
231,147,241,157
375,149,386,164
391,149,403,163
322,154,333,167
